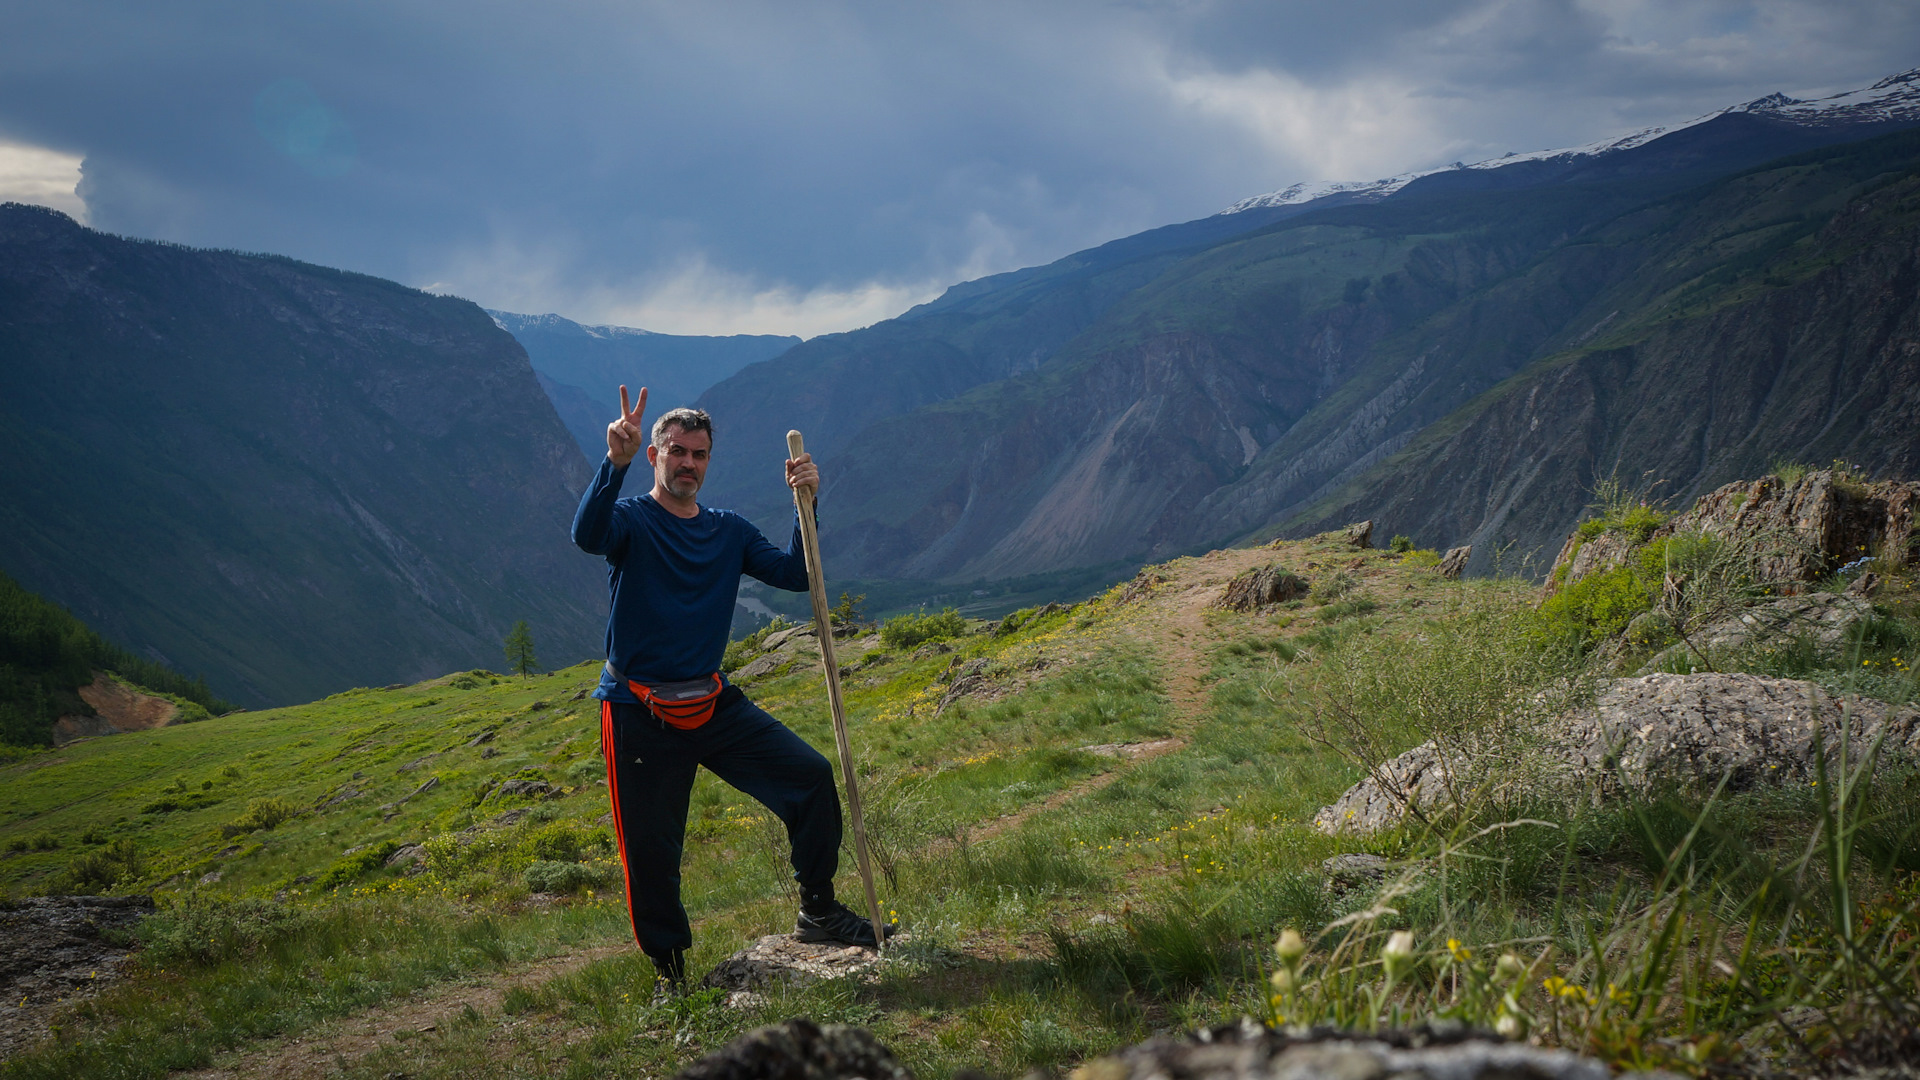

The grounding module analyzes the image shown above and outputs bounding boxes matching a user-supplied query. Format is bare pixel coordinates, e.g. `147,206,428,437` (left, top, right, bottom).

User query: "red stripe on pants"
601,701,640,946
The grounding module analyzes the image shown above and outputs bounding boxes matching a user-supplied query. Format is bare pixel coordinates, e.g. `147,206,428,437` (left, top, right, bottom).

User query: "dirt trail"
963,548,1275,844
174,942,626,1080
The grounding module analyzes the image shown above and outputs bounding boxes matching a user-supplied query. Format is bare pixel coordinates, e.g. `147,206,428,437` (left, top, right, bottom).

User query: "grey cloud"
1,0,1914,333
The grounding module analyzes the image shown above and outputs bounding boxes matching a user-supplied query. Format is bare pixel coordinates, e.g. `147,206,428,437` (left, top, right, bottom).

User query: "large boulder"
676,1017,1650,1080
1548,470,1920,597
675,1018,909,1080
1675,471,1919,584
700,935,886,993
1213,564,1311,613
1,895,155,1058
1316,673,1920,835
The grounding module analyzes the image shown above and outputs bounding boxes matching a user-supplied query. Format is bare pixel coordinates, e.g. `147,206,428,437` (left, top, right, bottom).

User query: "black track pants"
599,690,841,956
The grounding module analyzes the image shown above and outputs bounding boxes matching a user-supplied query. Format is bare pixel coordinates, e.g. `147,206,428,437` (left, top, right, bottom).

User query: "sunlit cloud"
0,141,87,221
1156,59,1463,184
592,255,941,338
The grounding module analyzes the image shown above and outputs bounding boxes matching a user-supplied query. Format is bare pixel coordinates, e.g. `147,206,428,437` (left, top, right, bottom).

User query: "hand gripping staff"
786,430,887,952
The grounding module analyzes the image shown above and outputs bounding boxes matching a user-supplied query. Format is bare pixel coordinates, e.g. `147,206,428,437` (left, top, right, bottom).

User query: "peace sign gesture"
606,384,649,466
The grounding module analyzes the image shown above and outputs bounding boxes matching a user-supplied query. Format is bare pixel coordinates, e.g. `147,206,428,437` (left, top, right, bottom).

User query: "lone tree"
503,620,540,679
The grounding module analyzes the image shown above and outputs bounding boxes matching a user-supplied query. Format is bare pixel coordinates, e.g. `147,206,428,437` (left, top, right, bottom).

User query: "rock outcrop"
676,1018,910,1080
1548,470,1920,598
1674,471,1919,584
1316,673,1920,835
1437,546,1471,580
0,895,155,1059
1639,592,1874,672
700,935,886,995
1213,564,1310,613
676,1017,1651,1080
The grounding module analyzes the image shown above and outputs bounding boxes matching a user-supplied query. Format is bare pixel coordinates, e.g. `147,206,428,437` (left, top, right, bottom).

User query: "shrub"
524,860,601,894
1400,549,1441,569
63,838,143,893
520,821,607,863
227,797,299,834
316,841,401,891
1389,535,1415,553
880,608,968,650
140,896,312,967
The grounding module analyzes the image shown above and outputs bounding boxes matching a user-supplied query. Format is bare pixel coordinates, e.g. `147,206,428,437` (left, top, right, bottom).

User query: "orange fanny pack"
608,663,724,730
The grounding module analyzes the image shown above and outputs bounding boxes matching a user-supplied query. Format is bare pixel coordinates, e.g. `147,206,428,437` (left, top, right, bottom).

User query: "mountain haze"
0,206,604,706
489,310,797,462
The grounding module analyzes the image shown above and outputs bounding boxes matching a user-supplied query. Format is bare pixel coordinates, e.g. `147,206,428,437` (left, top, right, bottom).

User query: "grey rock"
492,779,562,801
1083,1020,1631,1080
1437,545,1471,580
698,934,886,993
1213,564,1310,613
466,729,497,747
1316,673,1920,834
385,843,427,871
0,895,155,1059
1641,592,1872,672
1847,571,1882,597
1322,853,1393,889
675,1017,909,1080
678,1017,1654,1080
1339,521,1374,548
1313,743,1453,835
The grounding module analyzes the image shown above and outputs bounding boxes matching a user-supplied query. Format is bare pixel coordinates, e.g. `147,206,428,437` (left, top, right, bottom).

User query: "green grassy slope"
4,523,1918,1079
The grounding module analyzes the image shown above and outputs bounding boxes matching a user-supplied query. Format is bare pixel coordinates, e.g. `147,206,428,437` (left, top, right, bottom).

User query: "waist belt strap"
607,662,724,730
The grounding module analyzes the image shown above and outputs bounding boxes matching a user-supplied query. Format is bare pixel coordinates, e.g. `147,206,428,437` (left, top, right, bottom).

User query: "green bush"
316,841,401,891
1534,538,1671,646
880,608,969,650
523,860,602,894
227,796,299,834
1390,535,1415,553
139,896,313,967
63,838,143,893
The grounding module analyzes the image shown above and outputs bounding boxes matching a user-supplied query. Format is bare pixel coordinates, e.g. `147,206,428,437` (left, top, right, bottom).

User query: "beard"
666,470,702,497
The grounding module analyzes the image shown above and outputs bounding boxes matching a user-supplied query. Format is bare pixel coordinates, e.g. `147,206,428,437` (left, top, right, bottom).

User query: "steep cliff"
0,206,604,705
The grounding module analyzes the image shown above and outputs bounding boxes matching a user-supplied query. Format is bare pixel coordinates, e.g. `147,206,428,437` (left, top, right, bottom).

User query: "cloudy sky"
2,1,1915,337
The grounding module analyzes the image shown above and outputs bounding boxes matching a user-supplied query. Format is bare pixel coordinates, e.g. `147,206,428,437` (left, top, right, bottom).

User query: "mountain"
689,69,1920,582
0,205,605,707
488,310,797,461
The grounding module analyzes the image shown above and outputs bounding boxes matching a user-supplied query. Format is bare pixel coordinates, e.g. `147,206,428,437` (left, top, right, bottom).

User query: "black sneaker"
794,900,898,947
645,949,686,994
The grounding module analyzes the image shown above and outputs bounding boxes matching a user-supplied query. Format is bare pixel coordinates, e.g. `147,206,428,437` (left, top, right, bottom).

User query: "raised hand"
607,384,649,466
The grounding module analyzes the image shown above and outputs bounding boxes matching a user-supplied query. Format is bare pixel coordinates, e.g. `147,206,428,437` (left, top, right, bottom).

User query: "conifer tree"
503,620,539,679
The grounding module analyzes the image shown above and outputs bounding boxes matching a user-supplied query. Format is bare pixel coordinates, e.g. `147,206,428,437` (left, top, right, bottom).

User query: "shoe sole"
793,926,879,946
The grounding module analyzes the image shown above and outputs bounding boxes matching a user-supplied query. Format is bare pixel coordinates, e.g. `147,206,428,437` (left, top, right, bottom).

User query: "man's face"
647,425,712,499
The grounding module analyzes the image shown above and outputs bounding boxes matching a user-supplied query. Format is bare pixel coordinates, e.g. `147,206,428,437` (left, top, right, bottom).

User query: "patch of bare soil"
173,943,627,1080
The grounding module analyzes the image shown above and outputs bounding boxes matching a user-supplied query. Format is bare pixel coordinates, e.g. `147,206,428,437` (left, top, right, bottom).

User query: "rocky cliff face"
0,205,604,706
1288,151,1920,573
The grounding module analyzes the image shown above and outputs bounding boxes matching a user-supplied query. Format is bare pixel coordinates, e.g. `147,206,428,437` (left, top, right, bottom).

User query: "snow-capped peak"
1221,67,1920,217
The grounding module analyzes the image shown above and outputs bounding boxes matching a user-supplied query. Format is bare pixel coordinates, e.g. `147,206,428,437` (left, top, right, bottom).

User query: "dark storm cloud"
0,1,1914,335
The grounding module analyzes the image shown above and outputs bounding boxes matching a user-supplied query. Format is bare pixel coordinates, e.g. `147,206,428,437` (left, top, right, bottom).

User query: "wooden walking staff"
786,430,887,952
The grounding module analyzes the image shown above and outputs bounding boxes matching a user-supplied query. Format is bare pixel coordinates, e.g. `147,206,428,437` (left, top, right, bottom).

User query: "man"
571,384,894,989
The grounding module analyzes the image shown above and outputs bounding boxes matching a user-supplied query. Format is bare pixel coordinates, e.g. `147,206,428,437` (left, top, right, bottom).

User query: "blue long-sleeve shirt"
572,458,810,703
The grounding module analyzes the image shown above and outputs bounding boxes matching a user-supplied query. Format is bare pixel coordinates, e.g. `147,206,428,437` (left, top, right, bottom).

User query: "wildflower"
1270,966,1296,993
1495,953,1525,982
1447,938,1472,962
1382,931,1415,979
1275,929,1307,964
1542,976,1567,995
1494,1012,1522,1039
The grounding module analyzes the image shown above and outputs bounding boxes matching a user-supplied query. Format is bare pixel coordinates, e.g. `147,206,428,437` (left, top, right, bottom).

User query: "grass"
3,533,1919,1079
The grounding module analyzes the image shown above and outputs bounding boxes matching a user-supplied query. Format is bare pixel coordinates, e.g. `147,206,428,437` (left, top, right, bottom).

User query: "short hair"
651,407,713,450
